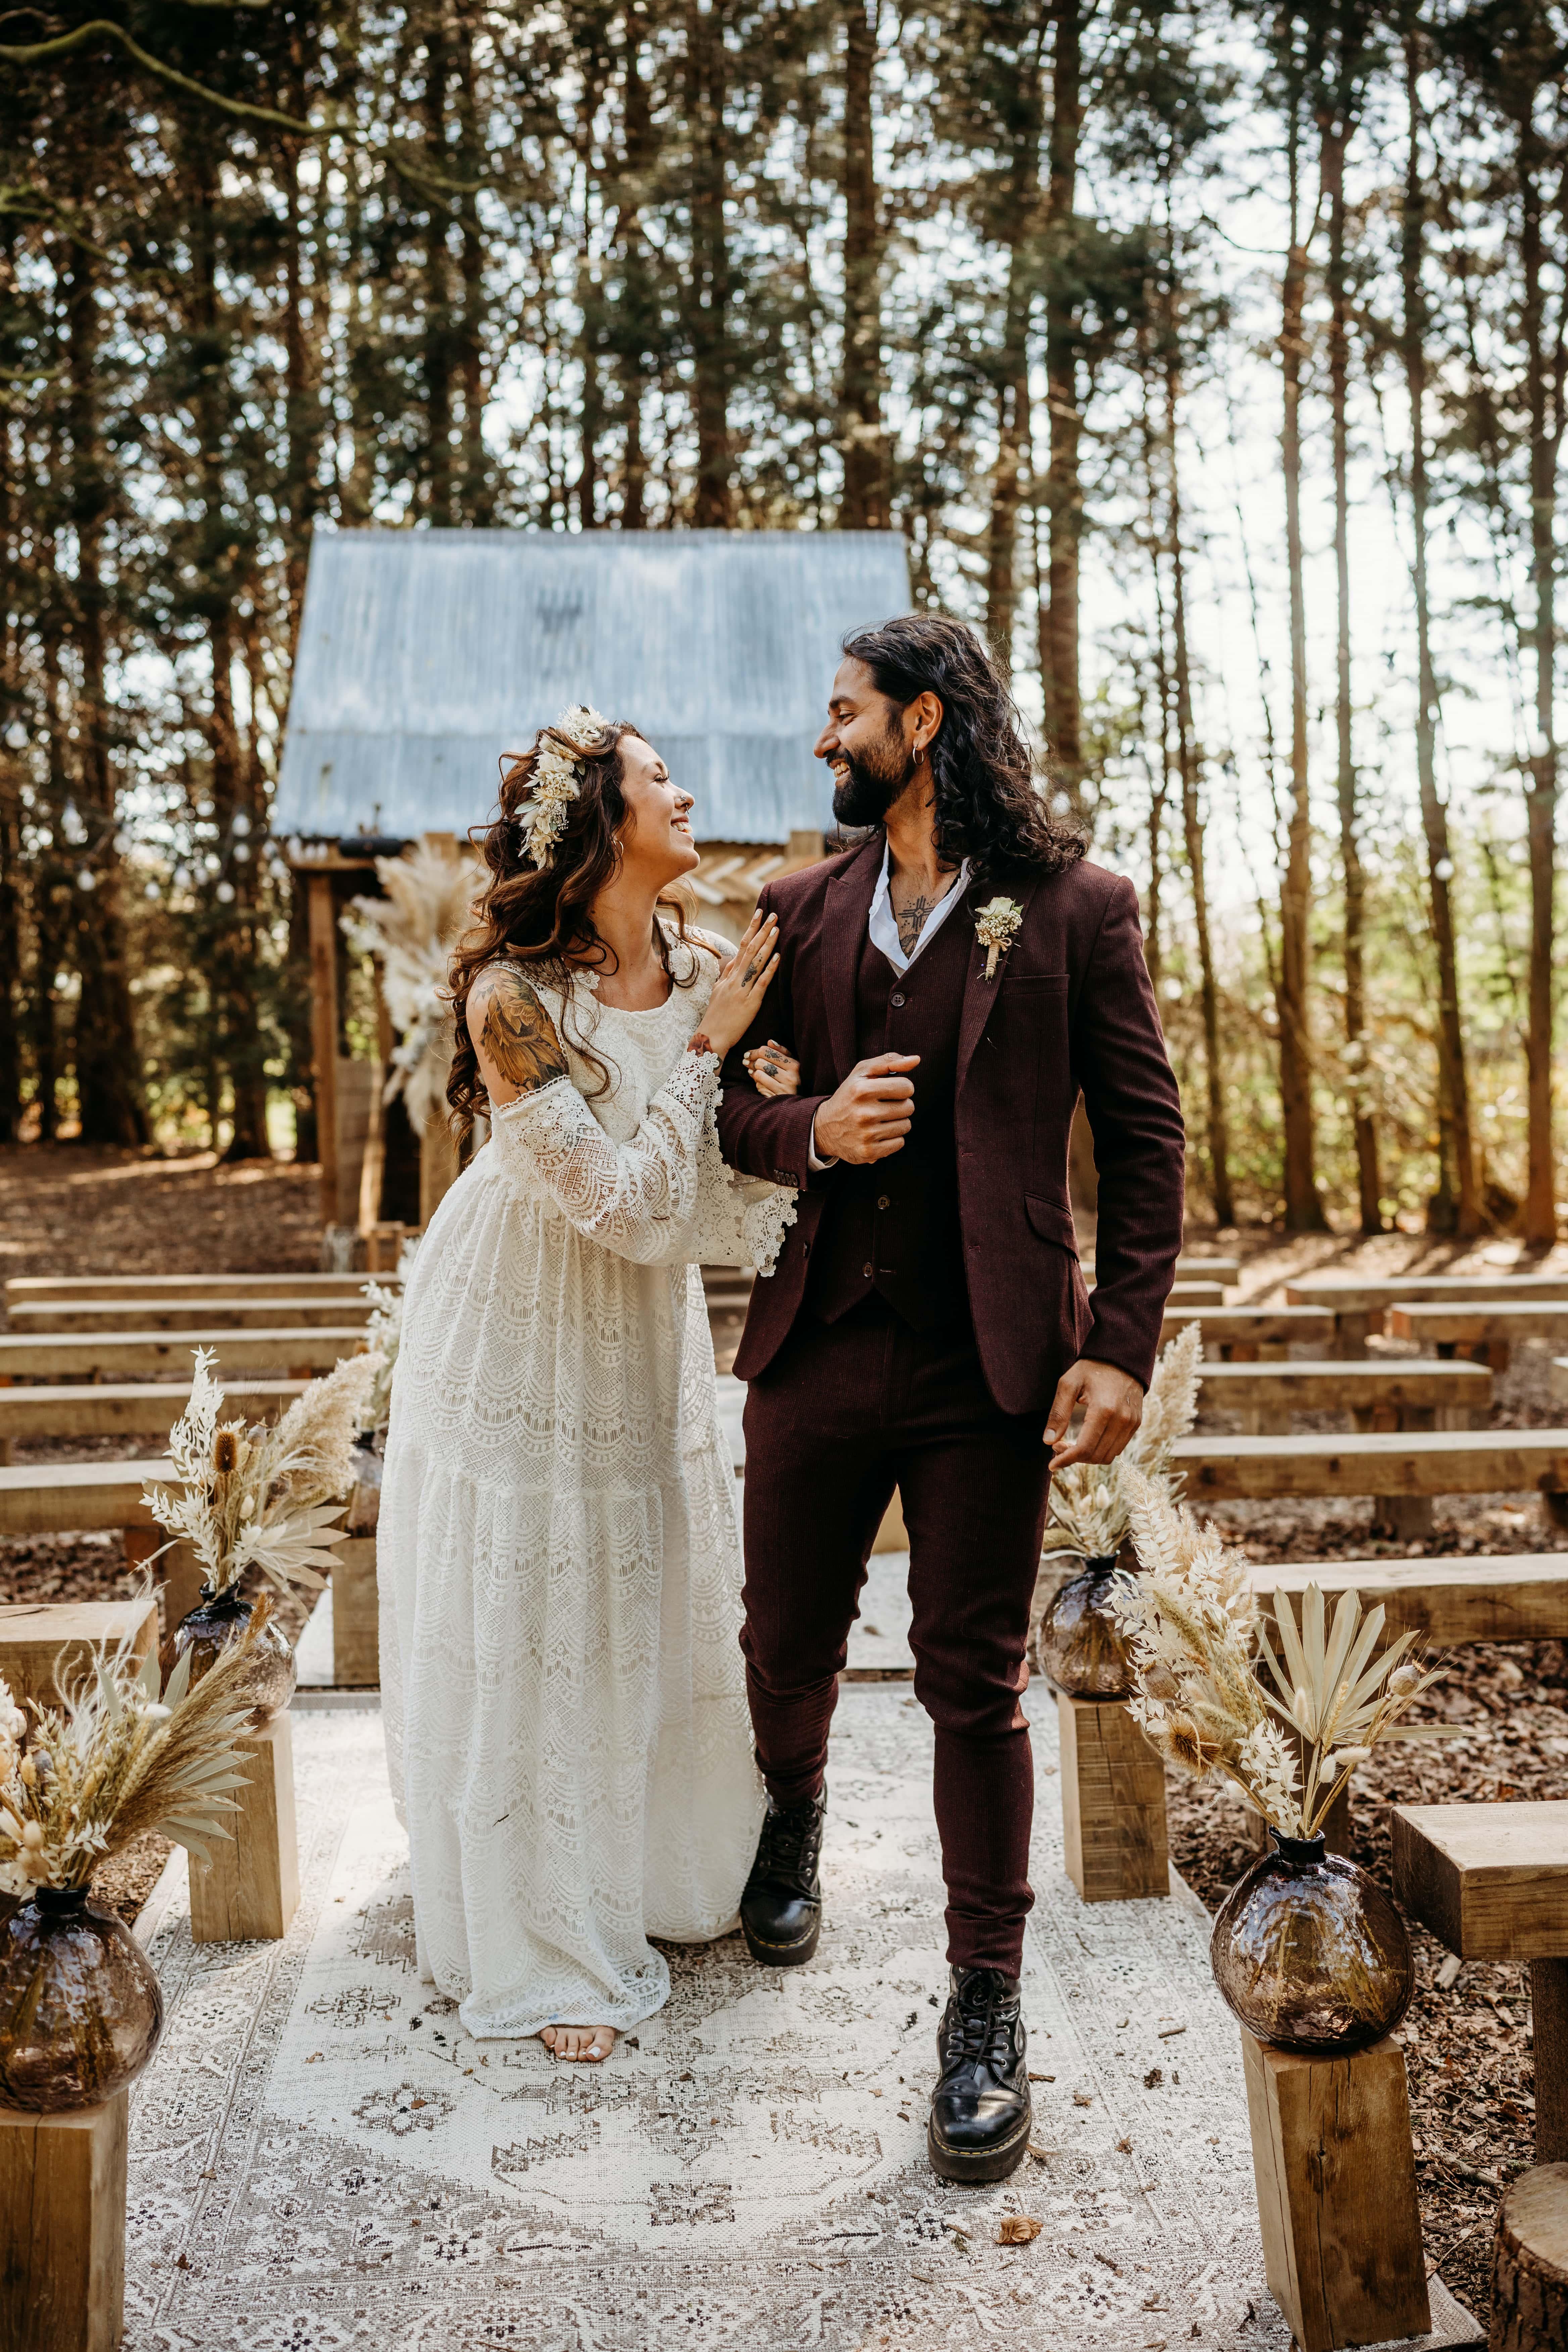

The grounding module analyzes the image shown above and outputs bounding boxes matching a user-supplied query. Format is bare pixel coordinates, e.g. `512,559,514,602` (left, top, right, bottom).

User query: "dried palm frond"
343,840,482,1136
143,1346,380,1600
361,1234,420,1436
0,1611,274,1894
1045,1322,1203,1562
1108,1473,1455,1837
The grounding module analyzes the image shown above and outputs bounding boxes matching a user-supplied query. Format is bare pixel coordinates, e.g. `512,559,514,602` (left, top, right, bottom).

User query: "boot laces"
759,1798,820,1888
942,1973,1015,2074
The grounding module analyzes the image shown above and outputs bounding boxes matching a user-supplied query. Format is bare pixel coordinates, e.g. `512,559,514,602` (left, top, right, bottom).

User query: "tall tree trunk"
1040,0,1082,788
616,21,655,529
1520,116,1560,1241
1277,93,1328,1230
424,16,454,525
61,246,147,1148
1165,293,1233,1226
986,233,1033,674
1323,99,1379,1233
840,0,888,529
687,0,732,526
1403,34,1479,1236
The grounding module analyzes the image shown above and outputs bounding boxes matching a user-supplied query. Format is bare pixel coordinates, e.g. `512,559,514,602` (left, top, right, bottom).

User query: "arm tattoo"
475,971,569,1096
894,894,935,958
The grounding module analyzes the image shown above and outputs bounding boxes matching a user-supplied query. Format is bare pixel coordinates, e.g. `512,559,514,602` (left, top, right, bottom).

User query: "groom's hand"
1044,1359,1143,1469
813,1053,920,1164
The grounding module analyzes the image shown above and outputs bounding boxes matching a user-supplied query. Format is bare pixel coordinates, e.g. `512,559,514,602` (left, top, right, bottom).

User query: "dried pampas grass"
0,1610,275,1894
361,1234,420,1436
1045,1322,1203,1562
342,840,482,1136
1108,1473,1454,1837
144,1346,381,1600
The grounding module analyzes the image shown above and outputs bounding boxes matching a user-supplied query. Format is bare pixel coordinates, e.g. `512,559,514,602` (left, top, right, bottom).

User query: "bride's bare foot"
539,2023,618,2063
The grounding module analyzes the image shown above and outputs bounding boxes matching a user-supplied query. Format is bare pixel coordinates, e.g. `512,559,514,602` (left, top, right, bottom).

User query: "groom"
716,614,1185,2183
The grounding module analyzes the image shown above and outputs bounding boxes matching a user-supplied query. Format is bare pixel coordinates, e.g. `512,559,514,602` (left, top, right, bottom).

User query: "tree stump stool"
189,1712,300,1943
331,1537,380,1687
0,2092,128,2352
1057,1692,1167,1903
1490,2164,1568,2352
1240,2030,1429,2352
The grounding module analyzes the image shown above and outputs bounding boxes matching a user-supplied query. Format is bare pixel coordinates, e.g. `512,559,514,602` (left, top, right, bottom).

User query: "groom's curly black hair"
841,614,1086,883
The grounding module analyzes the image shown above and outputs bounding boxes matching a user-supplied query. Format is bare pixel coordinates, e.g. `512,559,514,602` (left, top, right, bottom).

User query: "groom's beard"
831,725,916,828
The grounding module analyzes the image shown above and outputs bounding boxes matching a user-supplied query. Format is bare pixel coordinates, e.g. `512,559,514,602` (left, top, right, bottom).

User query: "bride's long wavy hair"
446,716,697,1132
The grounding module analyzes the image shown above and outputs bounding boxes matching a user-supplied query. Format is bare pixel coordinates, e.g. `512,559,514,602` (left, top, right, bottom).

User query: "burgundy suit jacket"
715,834,1186,1416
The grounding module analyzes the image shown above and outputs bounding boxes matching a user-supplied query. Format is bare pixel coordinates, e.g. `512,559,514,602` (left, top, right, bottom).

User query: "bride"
378,705,798,2064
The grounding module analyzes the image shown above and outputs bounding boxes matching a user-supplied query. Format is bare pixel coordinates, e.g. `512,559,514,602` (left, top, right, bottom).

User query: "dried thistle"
143,1346,381,1601
1108,1474,1455,1837
1045,1323,1203,1562
0,1614,274,1895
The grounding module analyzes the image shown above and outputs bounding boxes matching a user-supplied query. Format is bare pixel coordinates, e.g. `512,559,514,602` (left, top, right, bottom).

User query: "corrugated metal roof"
274,528,914,845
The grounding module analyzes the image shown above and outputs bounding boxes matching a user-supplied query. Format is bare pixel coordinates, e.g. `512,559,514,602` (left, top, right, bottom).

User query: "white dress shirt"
808,845,971,1166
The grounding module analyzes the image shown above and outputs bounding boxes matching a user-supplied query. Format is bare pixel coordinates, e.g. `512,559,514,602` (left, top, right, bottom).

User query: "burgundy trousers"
739,1296,1053,1973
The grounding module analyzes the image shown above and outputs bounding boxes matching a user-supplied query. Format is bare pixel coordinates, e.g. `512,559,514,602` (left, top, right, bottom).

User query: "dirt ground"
3,1148,1568,2325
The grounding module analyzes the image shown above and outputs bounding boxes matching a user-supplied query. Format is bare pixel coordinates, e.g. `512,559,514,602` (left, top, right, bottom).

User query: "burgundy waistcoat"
806,902,972,1331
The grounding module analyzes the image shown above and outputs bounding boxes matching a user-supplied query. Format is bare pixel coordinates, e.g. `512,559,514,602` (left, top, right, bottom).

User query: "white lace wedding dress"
378,932,791,2038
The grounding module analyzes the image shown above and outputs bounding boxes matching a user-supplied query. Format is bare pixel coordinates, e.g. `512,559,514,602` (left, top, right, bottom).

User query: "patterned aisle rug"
124,1693,1479,2352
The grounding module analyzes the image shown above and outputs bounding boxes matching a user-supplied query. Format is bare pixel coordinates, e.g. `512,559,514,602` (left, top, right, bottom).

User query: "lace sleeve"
489,1045,719,1264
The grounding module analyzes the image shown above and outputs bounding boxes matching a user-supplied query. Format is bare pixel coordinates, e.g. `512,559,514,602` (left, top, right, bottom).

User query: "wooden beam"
1057,1693,1167,1902
1159,1306,1336,1353
306,869,340,1227
0,2092,128,2352
0,1463,167,1536
0,1381,305,1444
1391,1301,1568,1345
1197,1359,1491,1414
1173,1427,1568,1502
0,1328,365,1381
0,1600,158,1707
6,1273,402,1305
1291,1272,1568,1315
11,1300,372,1334
1391,1801,1568,1961
332,1538,379,1686
188,1714,299,1944
1252,1556,1568,1647
1166,1280,1226,1307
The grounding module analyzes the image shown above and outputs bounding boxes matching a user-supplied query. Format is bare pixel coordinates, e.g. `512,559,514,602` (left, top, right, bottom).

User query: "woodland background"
0,0,1565,1236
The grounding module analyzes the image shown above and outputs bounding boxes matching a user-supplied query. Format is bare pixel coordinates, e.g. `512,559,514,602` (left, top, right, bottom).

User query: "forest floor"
3,1144,1566,2326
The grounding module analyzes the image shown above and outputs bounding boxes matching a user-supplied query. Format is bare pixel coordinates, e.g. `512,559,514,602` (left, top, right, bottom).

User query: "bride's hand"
743,1040,801,1098
699,910,781,1058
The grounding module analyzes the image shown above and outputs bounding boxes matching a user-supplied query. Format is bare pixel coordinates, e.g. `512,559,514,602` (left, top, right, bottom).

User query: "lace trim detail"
490,1049,718,1265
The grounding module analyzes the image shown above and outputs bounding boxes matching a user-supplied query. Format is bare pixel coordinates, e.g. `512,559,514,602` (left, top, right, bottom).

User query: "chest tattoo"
894,895,936,958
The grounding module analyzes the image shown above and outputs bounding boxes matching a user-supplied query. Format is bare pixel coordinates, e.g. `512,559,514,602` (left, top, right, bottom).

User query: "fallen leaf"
997,2216,1043,2245
1073,2090,1093,2108
1027,2070,1056,2082
1028,2139,1057,2161
1117,2137,1133,2154
1144,2067,1163,2089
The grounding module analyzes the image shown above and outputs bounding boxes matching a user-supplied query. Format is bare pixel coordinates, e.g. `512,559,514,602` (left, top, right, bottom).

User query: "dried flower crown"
516,704,610,869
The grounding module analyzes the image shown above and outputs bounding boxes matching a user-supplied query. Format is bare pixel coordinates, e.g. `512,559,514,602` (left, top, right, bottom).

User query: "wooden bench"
1392,1801,1568,2163
1086,1254,1241,1285
4,1271,401,1307
1166,1279,1226,1307
1250,1555,1568,1646
0,1458,203,1624
1196,1356,1490,1436
9,1298,372,1335
1174,1426,1568,1538
1289,1271,1568,1357
1387,1299,1568,1371
1159,1305,1335,1359
0,1598,159,1707
0,1381,304,1462
0,1328,367,1383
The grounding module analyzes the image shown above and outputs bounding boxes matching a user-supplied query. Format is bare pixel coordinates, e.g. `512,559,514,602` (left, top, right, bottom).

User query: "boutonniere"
975,896,1023,981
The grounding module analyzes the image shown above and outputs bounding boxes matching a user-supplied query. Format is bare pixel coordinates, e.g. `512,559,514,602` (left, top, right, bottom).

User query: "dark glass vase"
345,1436,382,1537
0,1884,164,2112
169,1585,294,1729
1210,1827,1414,2055
1036,1557,1135,1698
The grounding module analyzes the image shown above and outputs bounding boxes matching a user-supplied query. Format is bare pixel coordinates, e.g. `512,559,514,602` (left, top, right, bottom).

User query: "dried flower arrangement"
143,1346,381,1602
0,1615,273,1896
342,840,482,1138
1045,1321,1203,1562
1106,1475,1452,1837
361,1236,420,1438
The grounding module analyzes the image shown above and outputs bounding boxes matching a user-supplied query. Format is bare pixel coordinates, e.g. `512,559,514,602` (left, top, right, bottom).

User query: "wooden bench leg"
0,2091,128,2352
1544,1492,1568,1534
1371,1494,1434,1541
331,1537,380,1687
1241,1408,1292,1437
1533,1957,1568,2164
189,1714,299,1944
1057,1691,1167,1903
1240,2030,1430,2352
1333,1310,1371,1362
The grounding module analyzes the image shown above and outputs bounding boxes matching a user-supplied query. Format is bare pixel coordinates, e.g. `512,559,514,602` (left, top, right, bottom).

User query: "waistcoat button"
877,1195,891,1211
862,1262,873,1280
890,991,906,1008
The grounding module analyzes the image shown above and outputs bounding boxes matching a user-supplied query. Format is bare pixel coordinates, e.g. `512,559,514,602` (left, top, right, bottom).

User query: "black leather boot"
927,1965,1031,2182
739,1785,826,1966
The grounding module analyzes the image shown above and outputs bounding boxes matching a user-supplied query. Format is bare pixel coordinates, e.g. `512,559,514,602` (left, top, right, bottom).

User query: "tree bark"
1277,89,1328,1231
1040,0,1083,790
687,0,733,527
423,14,454,525
1520,112,1560,1242
840,0,888,530
1403,34,1479,1237
1323,96,1380,1233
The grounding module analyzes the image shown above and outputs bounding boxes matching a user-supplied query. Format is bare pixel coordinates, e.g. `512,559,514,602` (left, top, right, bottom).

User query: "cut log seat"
10,1298,373,1334
0,1380,305,1446
4,1271,402,1307
0,1598,159,1707
0,1328,366,1382
1249,1555,1568,1646
1159,1305,1335,1358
